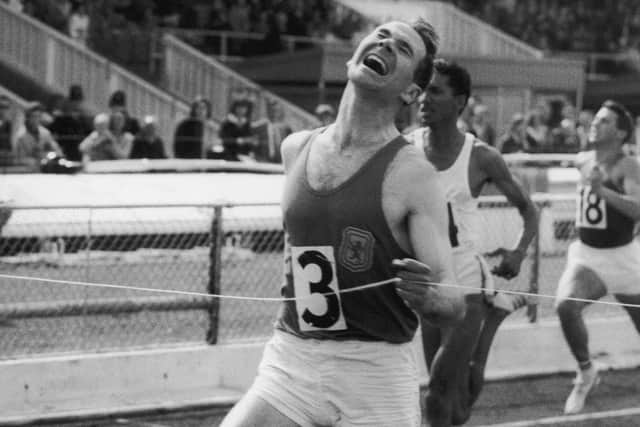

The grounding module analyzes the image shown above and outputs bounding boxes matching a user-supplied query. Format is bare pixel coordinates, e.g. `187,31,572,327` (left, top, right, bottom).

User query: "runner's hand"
391,258,438,313
486,248,525,280
587,165,604,195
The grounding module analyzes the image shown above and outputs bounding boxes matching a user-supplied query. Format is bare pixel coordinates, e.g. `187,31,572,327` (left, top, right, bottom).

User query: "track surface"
31,368,640,427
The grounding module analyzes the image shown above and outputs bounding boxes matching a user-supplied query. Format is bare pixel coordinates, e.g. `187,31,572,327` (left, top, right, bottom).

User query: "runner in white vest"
406,59,538,427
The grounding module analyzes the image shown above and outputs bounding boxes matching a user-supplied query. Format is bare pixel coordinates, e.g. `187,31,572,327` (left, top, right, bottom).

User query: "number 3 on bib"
291,246,347,332
576,185,607,229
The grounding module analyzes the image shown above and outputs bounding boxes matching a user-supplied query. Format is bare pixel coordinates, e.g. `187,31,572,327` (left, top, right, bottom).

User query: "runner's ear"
400,83,422,106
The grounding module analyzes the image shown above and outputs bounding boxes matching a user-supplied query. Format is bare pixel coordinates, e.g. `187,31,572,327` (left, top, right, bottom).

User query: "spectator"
219,99,256,161
549,103,580,153
314,103,335,126
0,95,13,154
49,86,92,162
129,115,167,159
252,100,292,163
576,109,594,151
471,104,496,146
109,110,134,158
49,99,88,162
79,113,125,162
108,90,140,135
525,107,549,152
174,97,210,158
15,102,63,171
498,113,530,154
68,2,90,46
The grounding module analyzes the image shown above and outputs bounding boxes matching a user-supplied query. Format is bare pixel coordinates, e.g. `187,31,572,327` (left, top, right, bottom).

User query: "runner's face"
348,22,426,94
418,72,459,126
589,107,624,147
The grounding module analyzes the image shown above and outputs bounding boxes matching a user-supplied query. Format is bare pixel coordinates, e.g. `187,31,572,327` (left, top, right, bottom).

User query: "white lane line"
475,406,640,426
501,316,630,331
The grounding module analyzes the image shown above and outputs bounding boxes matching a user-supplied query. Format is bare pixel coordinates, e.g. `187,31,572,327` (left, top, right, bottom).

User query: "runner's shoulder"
390,143,437,184
280,129,315,171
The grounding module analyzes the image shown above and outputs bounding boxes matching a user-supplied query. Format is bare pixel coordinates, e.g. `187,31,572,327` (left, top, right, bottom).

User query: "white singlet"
407,129,493,294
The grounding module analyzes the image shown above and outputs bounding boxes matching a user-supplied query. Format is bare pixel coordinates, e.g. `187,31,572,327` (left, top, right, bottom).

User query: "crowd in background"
451,0,640,53
3,0,640,171
454,96,599,155
0,84,339,172
8,0,640,57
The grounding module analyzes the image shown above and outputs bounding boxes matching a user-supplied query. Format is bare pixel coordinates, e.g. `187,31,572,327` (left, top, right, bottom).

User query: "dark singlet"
276,131,417,343
577,172,635,248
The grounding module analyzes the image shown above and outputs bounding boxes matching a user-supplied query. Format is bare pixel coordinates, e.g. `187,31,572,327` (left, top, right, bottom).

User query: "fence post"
526,202,542,323
206,205,224,344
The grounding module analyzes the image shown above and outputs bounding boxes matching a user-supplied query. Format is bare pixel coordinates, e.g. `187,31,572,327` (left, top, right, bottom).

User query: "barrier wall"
0,194,593,360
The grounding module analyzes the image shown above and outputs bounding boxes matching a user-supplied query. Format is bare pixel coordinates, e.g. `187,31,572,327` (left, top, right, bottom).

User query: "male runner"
221,19,465,427
407,59,538,426
556,100,640,414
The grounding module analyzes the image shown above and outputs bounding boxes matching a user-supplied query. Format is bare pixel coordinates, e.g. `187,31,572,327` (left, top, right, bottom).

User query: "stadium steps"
0,60,61,109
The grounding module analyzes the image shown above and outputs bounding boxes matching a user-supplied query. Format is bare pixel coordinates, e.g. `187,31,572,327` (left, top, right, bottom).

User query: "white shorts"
557,240,640,297
453,250,495,296
247,330,421,427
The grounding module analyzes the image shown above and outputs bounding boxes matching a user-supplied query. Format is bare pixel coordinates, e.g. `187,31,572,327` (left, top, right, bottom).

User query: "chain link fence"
0,194,623,360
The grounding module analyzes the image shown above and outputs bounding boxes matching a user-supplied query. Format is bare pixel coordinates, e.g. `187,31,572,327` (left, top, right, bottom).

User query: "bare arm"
480,145,538,252
593,157,640,221
392,150,465,325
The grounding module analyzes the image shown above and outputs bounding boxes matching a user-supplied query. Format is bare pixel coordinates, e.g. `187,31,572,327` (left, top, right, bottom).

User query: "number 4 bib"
291,246,347,332
576,185,607,229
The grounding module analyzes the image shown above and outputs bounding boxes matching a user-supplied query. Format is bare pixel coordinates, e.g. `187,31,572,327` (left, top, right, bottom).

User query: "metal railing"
334,0,543,58
160,27,335,60
426,1,543,58
0,194,622,360
0,3,219,155
163,34,320,133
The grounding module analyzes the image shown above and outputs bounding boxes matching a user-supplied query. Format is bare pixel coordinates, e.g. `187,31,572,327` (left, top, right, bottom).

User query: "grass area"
0,246,624,359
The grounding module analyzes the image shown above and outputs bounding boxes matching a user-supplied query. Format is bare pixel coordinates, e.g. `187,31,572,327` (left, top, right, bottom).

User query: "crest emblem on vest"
339,226,374,272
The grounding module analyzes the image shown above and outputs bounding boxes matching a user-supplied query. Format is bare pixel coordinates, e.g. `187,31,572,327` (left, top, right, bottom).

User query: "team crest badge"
339,226,374,272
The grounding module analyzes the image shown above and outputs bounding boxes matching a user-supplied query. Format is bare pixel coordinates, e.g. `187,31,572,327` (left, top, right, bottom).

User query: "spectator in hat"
15,102,63,171
252,100,292,163
130,115,167,159
219,98,257,161
314,103,336,126
108,90,140,135
49,85,92,161
174,97,211,159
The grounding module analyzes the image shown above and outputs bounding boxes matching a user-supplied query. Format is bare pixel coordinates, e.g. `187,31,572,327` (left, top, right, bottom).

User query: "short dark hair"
434,59,471,113
410,18,438,90
602,99,633,143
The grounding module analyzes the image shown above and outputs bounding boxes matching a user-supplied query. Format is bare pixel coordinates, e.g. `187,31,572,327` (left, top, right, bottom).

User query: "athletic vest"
408,129,481,254
577,155,635,248
276,132,417,343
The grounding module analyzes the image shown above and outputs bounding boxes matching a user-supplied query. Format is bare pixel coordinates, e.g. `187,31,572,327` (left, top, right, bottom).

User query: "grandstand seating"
0,2,211,155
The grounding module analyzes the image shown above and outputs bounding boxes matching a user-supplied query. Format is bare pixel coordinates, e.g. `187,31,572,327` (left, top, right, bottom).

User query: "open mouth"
362,54,388,76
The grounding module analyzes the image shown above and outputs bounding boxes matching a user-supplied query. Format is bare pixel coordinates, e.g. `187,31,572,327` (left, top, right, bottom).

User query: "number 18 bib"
576,185,607,229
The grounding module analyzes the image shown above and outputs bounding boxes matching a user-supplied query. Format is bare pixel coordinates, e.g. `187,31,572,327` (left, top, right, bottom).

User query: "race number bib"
576,185,607,229
291,246,347,332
